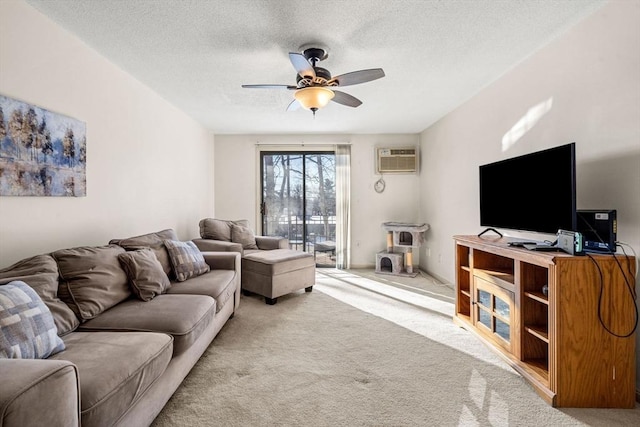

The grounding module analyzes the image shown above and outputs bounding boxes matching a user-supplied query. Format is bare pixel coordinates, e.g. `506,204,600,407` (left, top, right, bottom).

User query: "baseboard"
348,263,376,270
334,264,451,284
421,269,450,286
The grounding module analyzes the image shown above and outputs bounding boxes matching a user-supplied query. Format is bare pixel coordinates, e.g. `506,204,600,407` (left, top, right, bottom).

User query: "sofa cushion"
164,240,210,282
199,218,249,241
230,223,259,250
79,294,215,356
112,229,178,278
53,245,130,321
0,254,79,336
166,269,236,313
49,331,172,427
0,281,65,358
118,248,170,301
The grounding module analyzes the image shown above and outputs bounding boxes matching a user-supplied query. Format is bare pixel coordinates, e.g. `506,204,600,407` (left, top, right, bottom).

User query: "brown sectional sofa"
0,229,240,427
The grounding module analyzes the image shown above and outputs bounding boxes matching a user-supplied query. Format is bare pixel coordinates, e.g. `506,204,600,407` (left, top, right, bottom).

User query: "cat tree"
375,222,429,277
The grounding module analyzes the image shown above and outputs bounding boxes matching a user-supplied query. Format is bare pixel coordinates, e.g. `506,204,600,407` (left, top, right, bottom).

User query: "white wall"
0,0,214,268
419,0,639,282
418,0,640,388
213,133,420,268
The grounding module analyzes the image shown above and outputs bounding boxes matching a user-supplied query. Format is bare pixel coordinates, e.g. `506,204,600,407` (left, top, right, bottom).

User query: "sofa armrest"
192,238,243,254
201,252,242,309
201,251,240,271
0,359,80,427
255,236,289,250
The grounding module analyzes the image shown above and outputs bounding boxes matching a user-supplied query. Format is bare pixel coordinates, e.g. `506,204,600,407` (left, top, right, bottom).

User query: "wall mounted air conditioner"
375,147,419,174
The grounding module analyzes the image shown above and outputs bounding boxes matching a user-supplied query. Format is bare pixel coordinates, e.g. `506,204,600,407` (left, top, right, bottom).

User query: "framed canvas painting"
0,94,86,196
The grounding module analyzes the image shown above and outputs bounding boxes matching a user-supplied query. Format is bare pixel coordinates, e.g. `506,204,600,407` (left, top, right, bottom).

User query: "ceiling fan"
242,46,385,116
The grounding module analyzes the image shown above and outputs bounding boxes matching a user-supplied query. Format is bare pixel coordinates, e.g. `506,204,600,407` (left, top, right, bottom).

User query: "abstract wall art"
0,94,86,197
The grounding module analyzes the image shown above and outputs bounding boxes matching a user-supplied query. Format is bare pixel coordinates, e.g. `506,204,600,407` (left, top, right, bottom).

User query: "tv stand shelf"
453,235,636,408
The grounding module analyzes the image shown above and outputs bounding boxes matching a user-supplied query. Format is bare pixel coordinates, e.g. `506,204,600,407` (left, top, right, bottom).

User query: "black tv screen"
479,143,576,234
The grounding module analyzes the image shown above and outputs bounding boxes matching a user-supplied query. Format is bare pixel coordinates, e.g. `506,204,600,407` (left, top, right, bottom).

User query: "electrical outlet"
426,248,431,257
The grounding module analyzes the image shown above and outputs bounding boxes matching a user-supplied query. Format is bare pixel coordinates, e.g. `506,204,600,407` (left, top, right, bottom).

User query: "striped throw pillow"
164,240,210,282
0,281,65,358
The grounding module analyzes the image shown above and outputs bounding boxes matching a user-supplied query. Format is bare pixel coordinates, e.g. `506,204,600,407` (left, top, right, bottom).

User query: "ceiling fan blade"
286,99,302,112
242,84,297,90
289,52,316,79
330,68,385,87
331,90,362,108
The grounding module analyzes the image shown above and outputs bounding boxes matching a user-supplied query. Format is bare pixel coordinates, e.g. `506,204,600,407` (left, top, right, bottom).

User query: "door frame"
257,148,335,252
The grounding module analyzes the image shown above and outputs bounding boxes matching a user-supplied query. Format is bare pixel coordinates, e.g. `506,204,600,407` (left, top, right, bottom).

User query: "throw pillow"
0,281,65,359
230,223,259,250
53,245,131,321
118,249,171,301
0,254,79,336
164,240,210,282
113,229,178,277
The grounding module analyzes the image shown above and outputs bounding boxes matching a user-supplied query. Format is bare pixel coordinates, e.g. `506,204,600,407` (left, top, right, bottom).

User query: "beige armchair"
192,218,288,256
192,218,315,305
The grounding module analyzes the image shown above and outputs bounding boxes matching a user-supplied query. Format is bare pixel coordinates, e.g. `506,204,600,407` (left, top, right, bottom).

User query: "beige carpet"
152,270,640,427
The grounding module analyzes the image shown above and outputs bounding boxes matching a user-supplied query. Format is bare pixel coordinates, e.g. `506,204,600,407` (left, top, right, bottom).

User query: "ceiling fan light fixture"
242,45,384,114
294,87,335,111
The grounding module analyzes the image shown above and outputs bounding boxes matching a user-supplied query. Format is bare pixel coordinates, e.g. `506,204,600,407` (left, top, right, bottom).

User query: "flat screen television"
479,143,576,235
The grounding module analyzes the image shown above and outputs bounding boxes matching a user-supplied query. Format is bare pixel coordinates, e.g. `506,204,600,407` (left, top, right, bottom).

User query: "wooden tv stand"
453,235,637,408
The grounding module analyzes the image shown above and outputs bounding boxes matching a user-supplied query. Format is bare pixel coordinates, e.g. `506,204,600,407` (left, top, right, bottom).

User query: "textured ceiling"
26,0,604,134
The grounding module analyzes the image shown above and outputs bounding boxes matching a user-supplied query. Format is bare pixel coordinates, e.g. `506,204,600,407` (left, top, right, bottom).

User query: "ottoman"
242,249,316,305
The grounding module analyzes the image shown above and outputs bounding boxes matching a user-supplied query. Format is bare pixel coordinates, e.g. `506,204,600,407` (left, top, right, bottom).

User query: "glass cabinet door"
474,277,514,353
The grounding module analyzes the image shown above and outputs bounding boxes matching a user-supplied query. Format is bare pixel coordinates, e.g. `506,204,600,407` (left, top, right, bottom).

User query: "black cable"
617,244,637,297
576,212,637,335
586,252,638,338
612,249,637,300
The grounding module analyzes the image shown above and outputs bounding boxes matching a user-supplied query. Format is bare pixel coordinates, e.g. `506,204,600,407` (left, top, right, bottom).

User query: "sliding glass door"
260,152,336,265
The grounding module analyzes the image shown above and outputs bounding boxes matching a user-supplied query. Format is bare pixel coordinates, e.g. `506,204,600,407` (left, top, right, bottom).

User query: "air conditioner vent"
376,147,418,174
